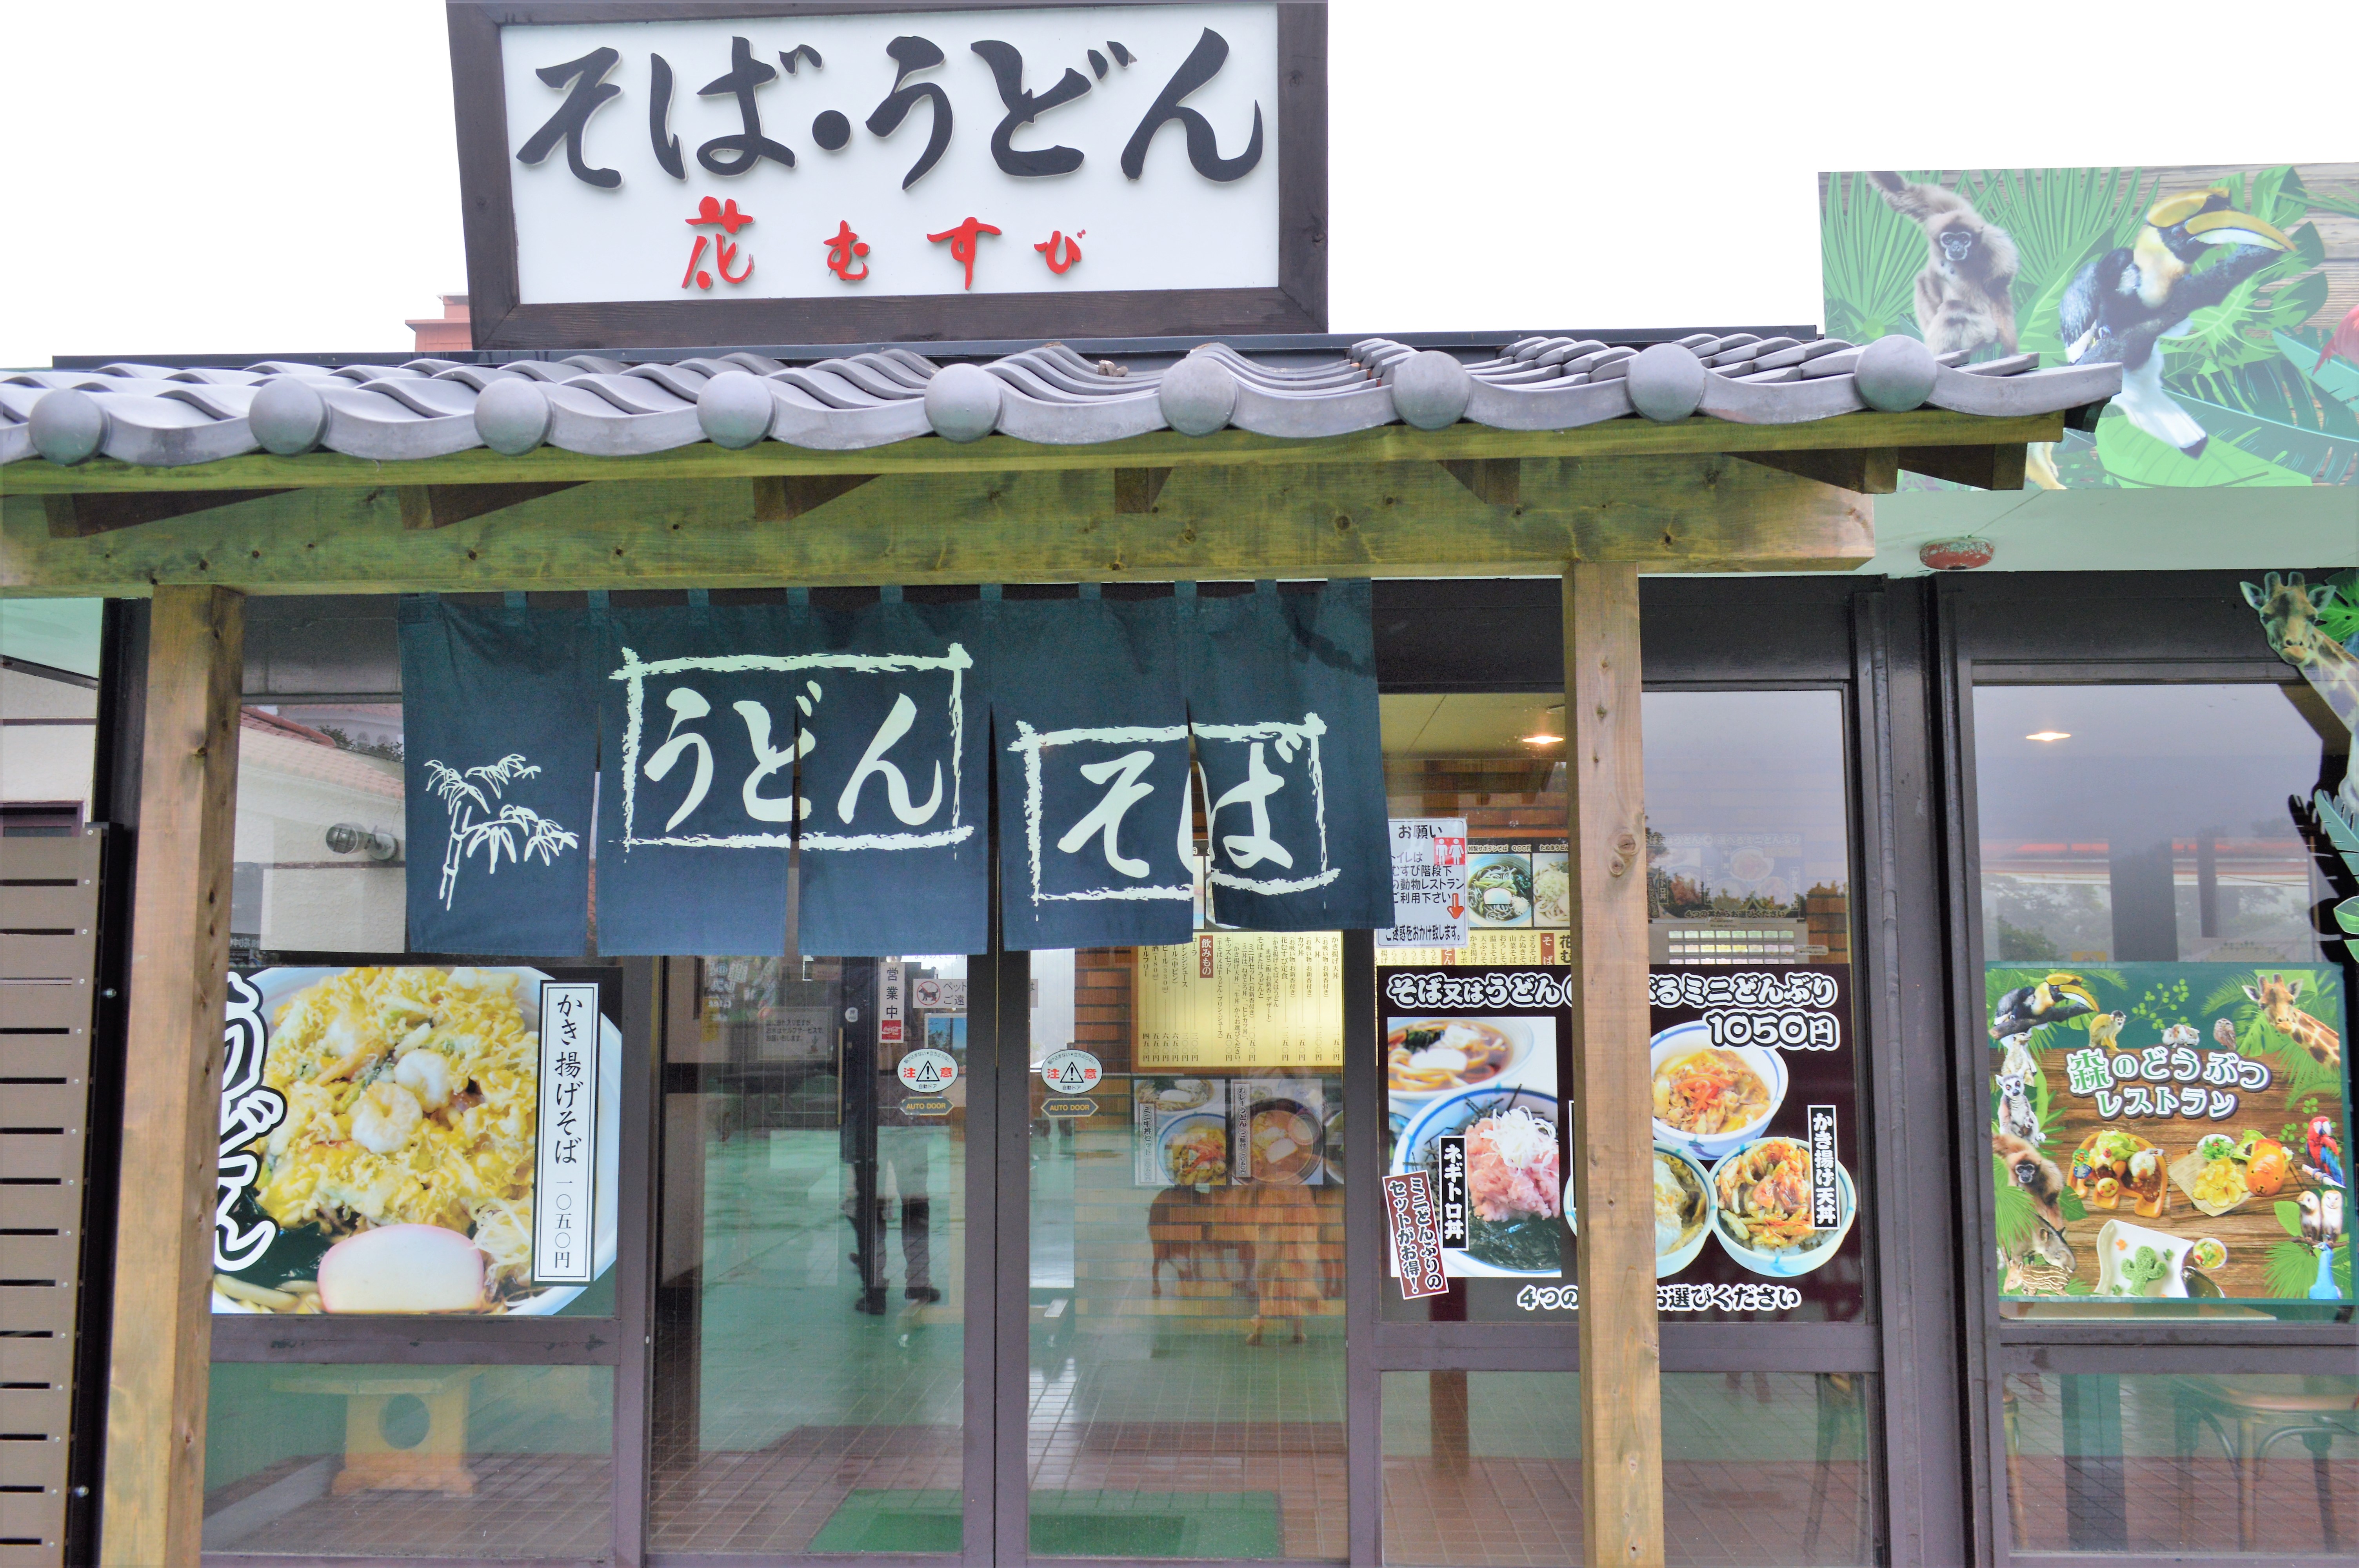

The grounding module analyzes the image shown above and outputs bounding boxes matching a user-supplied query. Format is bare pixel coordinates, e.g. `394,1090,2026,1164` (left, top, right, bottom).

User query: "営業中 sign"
451,2,1327,347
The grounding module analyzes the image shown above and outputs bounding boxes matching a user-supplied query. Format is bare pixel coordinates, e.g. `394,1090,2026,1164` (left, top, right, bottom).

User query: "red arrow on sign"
1448,895,1465,920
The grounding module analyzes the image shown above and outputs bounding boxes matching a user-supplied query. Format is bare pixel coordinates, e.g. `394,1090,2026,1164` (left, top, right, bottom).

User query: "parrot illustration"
2309,1115,2345,1189
2315,303,2359,374
1990,973,2099,1042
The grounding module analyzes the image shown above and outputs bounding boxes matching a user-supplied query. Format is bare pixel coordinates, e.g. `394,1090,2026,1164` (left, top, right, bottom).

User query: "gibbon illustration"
1870,171,2021,358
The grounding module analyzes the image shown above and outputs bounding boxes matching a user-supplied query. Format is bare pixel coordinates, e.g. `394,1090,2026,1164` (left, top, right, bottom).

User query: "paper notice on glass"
1377,818,1469,949
1134,933,1343,1070
534,981,601,1285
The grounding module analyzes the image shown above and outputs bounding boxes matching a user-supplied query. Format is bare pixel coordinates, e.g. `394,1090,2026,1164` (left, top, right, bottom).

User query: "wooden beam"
1730,448,1897,494
101,585,244,1568
750,472,876,523
0,409,2066,494
2,456,1873,597
1111,466,1171,514
1563,563,1664,1568
1897,443,2028,491
1438,457,1520,506
42,488,294,539
397,481,582,531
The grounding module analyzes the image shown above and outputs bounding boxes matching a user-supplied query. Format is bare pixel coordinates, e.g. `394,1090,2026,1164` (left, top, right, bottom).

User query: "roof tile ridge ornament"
925,361,1004,443
475,377,554,455
698,370,777,449
1389,350,1473,431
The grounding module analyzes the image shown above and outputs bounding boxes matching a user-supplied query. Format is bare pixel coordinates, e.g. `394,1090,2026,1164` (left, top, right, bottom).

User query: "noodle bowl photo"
1647,1022,1787,1160
1385,1017,1526,1102
1392,1085,1566,1277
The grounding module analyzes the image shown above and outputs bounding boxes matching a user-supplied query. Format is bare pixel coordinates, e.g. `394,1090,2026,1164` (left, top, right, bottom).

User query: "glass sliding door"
1023,944,1350,1561
650,954,976,1556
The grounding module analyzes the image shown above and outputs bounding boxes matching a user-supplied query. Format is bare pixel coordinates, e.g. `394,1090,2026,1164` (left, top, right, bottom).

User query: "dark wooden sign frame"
446,0,1327,350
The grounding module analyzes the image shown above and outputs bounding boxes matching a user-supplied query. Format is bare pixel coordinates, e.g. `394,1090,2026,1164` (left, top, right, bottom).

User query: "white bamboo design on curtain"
424,754,580,910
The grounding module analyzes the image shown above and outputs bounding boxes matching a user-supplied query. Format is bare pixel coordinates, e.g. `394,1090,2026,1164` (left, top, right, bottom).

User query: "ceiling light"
1520,732,1563,746
2025,731,2070,742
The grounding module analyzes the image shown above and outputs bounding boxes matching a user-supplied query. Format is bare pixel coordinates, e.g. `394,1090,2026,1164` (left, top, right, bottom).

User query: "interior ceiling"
1381,693,1564,758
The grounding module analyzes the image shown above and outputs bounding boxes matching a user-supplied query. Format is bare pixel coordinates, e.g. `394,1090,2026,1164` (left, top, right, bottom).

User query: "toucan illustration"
2059,189,2295,458
1989,973,2099,1042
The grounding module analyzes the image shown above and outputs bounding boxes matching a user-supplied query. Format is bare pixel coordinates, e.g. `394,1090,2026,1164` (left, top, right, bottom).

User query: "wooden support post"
1562,563,1664,1568
100,585,244,1568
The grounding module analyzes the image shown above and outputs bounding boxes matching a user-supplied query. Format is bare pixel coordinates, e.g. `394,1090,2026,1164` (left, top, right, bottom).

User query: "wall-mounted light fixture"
324,823,400,860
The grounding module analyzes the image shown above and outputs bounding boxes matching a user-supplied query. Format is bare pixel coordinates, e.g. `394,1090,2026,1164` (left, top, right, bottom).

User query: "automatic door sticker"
898,1047,959,1094
1040,1048,1103,1094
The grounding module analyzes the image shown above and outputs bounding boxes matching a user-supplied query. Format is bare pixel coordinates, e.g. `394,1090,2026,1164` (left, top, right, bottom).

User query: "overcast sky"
2,0,2352,367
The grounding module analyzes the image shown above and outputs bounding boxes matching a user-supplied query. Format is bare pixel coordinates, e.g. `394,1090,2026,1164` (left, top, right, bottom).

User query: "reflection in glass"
1974,685,2346,965
232,702,408,960
1029,947,1347,1560
649,956,967,1555
201,1363,613,1557
1379,1371,1876,1566
2004,1373,2358,1555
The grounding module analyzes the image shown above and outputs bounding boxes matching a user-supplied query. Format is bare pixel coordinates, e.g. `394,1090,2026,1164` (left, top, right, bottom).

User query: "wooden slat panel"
0,408,2066,493
3,454,1876,598
0,1443,65,1492
0,839,98,881
0,938,94,983
0,1187,79,1232
0,1086,85,1129
0,1039,82,1080
101,585,243,1568
0,1234,79,1283
0,985,90,1032
0,1336,71,1387
0,1286,73,1334
0,1388,71,1436
0,1132,80,1182
0,887,95,930
1563,563,1665,1568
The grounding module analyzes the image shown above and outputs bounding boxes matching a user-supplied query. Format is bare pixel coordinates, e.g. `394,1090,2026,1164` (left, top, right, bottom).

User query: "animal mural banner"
211,963,623,1316
400,586,1392,958
1988,965,2350,1304
1379,964,1863,1322
1820,163,2359,488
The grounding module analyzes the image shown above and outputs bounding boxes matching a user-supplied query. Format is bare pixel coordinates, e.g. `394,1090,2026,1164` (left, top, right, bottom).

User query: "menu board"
1131,1075,1338,1189
1988,963,2352,1304
1378,963,1863,1321
212,964,622,1316
1134,933,1343,1070
1462,835,1571,930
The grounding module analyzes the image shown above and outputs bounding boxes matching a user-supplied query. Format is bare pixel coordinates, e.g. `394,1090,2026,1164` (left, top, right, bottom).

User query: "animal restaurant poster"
1379,964,1862,1322
399,584,1392,959
1819,162,2359,489
211,964,622,1317
1987,965,2351,1304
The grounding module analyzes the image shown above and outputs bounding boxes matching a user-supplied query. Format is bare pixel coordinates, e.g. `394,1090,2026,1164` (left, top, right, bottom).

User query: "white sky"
1,0,2353,367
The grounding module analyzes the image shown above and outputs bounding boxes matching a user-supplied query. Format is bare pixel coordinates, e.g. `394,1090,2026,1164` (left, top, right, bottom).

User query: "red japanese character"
686,196,755,235
926,216,1003,290
1034,229,1084,275
825,220,871,283
682,198,756,289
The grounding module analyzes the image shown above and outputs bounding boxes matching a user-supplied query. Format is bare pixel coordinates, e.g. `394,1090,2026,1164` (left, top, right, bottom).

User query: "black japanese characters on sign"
515,25,1262,192
1437,1134,1469,1247
402,585,1390,960
1807,1104,1840,1228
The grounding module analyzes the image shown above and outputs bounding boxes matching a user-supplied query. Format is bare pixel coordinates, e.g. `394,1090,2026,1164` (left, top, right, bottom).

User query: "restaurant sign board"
451,2,1327,347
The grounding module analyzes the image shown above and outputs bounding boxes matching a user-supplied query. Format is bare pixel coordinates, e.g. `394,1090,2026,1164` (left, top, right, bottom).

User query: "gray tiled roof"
1,333,2116,469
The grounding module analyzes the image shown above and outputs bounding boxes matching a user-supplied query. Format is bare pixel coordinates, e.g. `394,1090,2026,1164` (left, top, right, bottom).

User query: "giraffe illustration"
2244,972,2342,1072
2242,572,2359,815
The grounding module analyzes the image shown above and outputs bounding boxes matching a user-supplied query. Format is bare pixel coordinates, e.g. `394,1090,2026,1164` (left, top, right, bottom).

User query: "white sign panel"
500,4,1279,304
1376,818,1470,949
534,982,602,1285
880,960,906,1045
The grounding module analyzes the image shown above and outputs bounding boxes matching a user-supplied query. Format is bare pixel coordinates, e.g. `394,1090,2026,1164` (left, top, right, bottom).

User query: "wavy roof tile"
2,333,2116,470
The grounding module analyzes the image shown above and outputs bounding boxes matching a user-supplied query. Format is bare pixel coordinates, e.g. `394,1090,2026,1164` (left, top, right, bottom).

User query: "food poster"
1461,836,1572,930
212,964,622,1316
1131,1076,1340,1189
1987,964,2353,1304
1380,964,1863,1321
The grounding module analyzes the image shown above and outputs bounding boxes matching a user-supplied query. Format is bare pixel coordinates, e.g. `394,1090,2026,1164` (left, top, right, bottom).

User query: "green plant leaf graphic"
2277,330,2359,414
2274,1198,2304,1238
2094,415,2314,488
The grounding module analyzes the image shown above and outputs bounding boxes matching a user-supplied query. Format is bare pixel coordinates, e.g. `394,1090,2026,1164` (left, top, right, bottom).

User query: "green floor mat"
1030,1490,1283,1559
807,1489,1283,1559
808,1489,963,1554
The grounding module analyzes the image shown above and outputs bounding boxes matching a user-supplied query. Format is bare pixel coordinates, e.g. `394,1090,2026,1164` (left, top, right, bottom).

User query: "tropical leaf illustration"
2093,415,2314,488
2275,330,2359,415
2264,1238,2323,1299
